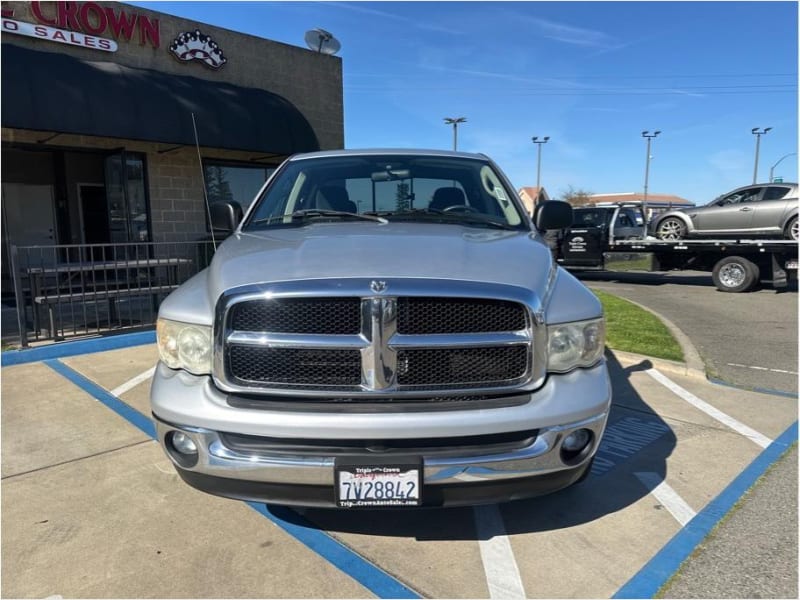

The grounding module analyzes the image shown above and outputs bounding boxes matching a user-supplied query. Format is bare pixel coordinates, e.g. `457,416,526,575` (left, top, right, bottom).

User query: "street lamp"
444,117,467,151
751,127,772,184
532,136,550,190
768,152,795,183
641,130,661,227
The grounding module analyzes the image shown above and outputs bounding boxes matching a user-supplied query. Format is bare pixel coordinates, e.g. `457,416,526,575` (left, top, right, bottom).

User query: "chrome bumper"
151,361,611,488
154,411,608,487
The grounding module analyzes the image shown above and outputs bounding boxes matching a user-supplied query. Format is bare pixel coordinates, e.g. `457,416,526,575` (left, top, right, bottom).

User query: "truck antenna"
192,112,217,251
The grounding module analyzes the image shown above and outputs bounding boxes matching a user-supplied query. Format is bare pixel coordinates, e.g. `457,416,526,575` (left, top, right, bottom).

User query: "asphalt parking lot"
578,269,798,395
2,338,796,598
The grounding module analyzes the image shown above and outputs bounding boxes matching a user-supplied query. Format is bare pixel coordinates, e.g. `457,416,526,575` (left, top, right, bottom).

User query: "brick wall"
2,129,268,243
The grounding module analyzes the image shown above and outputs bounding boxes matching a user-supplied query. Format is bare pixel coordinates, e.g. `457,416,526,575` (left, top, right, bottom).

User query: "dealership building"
1,0,343,293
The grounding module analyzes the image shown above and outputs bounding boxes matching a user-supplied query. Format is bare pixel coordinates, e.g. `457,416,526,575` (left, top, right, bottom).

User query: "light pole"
641,130,661,227
532,136,550,190
768,152,795,183
751,127,772,183
444,117,467,151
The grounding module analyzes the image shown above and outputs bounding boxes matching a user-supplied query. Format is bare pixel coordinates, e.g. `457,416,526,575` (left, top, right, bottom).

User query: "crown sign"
169,30,227,69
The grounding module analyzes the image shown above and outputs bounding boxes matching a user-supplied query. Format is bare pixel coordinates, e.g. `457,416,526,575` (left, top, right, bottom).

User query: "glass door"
104,151,151,244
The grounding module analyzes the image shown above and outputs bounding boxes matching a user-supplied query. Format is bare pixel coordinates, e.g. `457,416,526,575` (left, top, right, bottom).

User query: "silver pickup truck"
150,149,611,508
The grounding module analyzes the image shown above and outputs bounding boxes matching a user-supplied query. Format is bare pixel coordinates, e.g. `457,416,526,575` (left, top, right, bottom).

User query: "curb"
609,348,707,381
611,295,707,376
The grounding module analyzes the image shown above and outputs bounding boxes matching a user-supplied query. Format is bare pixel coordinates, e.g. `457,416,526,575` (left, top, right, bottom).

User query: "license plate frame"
334,456,422,508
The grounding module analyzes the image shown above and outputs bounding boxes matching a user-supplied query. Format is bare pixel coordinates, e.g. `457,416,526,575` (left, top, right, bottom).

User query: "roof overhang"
1,43,320,155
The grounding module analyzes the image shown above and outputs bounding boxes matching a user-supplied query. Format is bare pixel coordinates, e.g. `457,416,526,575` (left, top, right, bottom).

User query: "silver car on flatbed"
150,149,612,508
653,183,798,241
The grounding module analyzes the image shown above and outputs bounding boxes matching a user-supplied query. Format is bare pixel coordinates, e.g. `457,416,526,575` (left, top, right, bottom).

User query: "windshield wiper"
364,208,443,217
366,209,515,230
251,209,388,226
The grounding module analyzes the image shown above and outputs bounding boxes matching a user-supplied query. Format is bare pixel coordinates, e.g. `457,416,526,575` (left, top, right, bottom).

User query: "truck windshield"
243,154,526,230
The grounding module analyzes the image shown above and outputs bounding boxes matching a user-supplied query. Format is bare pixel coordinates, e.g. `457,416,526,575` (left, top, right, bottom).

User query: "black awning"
1,43,320,155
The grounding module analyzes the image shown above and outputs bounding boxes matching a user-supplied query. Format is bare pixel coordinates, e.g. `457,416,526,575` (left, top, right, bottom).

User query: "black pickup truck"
558,205,644,269
557,203,798,292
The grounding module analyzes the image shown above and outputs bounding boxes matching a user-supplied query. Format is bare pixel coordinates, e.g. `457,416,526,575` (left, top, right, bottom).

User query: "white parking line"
110,366,156,398
473,505,526,600
635,472,697,526
727,363,798,376
646,368,773,449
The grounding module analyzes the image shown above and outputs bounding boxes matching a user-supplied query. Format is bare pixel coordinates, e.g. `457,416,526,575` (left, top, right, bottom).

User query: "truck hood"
205,222,553,301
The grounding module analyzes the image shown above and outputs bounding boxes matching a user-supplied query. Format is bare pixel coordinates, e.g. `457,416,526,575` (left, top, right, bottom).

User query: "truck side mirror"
534,201,573,231
210,201,243,234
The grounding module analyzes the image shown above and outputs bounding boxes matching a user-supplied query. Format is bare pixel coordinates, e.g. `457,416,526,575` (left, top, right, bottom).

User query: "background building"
517,186,550,215
1,0,344,293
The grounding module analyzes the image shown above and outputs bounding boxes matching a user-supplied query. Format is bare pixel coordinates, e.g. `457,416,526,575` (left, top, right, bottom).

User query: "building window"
203,161,275,222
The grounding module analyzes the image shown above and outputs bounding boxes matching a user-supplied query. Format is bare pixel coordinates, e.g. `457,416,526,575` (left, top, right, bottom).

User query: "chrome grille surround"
213,278,547,398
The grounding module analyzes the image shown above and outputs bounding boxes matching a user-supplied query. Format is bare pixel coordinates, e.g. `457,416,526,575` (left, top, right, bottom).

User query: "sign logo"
370,281,388,294
169,30,227,69
29,1,160,48
1,16,117,52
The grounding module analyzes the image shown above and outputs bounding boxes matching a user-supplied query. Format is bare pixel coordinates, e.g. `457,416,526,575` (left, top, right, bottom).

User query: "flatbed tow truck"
557,203,798,292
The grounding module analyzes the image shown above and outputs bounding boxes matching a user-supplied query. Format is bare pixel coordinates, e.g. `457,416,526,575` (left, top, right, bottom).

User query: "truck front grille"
397,297,526,334
218,287,535,397
231,298,361,334
229,347,362,386
397,346,528,387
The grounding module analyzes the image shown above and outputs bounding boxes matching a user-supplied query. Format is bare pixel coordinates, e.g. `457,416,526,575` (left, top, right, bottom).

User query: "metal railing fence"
7,241,216,346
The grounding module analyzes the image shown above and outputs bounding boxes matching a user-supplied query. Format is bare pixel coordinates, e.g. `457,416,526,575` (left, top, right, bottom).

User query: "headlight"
156,318,212,375
547,317,605,373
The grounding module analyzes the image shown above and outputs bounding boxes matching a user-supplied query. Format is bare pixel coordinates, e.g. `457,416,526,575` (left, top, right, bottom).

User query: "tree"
559,185,593,206
205,166,234,204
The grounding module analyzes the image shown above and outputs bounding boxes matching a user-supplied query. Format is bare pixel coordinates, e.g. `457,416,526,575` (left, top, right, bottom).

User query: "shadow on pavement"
275,352,677,541
575,269,798,293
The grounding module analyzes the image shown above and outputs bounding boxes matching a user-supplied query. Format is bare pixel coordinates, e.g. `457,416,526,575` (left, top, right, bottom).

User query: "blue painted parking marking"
614,421,798,599
44,358,156,438
42,357,420,599
249,503,420,599
2,331,156,367
591,416,671,476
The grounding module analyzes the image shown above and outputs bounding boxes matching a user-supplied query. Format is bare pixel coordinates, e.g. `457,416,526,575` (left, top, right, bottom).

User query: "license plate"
335,457,421,508
786,260,798,270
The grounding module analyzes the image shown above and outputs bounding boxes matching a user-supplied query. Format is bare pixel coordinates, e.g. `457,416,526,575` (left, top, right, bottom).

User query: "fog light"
172,431,197,455
560,428,593,465
563,429,591,452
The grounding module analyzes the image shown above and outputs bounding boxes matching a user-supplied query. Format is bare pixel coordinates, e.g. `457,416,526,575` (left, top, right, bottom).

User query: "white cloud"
328,2,463,34
514,14,618,49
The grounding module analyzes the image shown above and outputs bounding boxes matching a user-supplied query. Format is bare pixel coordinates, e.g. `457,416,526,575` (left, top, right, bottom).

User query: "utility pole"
532,136,550,190
444,117,467,151
751,127,772,183
641,130,660,228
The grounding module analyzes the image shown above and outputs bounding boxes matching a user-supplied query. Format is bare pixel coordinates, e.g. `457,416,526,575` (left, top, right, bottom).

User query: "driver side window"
719,188,761,206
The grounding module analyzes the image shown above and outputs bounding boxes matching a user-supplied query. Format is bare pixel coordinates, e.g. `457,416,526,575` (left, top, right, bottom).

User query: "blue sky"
136,1,798,204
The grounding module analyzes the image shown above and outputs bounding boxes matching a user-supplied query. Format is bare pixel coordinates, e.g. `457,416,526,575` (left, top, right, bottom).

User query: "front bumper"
151,361,611,507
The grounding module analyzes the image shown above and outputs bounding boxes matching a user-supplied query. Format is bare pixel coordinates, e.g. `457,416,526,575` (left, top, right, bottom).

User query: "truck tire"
712,256,760,292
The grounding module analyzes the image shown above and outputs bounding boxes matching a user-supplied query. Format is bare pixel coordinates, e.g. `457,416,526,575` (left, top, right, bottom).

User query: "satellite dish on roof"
304,28,341,55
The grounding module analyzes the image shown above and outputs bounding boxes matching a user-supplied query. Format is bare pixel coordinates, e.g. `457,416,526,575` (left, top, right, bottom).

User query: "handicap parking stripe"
2,331,156,367
591,416,671,477
614,421,798,599
646,368,773,448
44,358,156,438
42,358,421,600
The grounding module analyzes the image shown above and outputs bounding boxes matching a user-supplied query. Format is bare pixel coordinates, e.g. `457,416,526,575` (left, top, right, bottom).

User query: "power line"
345,87,797,97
